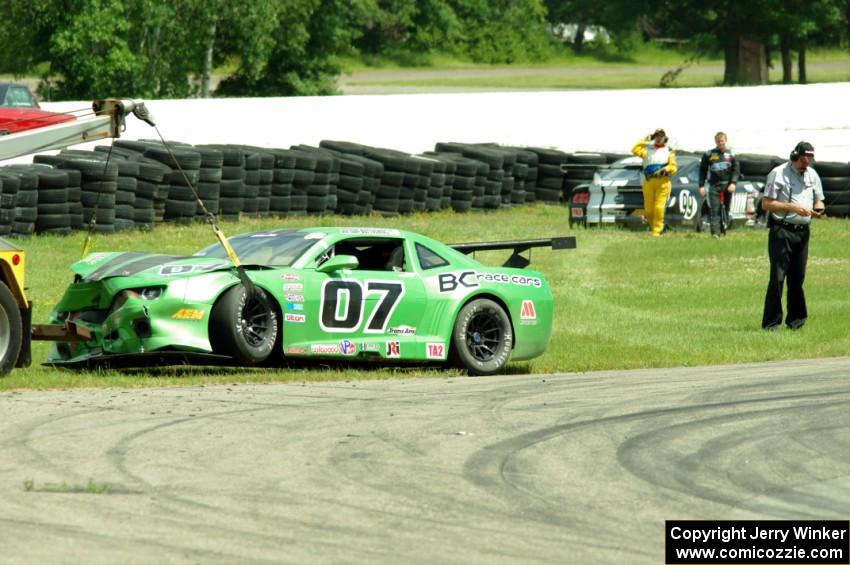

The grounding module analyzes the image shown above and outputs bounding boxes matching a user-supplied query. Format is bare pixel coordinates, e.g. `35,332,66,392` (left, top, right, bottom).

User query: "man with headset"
698,131,740,238
761,141,825,330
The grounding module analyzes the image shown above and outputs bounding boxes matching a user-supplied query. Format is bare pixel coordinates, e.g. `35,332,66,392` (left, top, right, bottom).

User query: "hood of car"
73,252,232,282
0,107,74,134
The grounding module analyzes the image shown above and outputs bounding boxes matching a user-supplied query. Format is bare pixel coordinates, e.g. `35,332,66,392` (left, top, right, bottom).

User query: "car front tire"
210,285,278,365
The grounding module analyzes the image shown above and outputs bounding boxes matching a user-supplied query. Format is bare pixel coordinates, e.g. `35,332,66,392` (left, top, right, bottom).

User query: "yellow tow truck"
0,99,155,374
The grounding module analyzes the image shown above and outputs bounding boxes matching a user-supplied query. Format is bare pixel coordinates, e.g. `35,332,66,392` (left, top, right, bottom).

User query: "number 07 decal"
320,279,405,333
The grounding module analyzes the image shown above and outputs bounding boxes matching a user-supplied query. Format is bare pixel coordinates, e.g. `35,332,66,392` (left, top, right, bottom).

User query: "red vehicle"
0,82,74,134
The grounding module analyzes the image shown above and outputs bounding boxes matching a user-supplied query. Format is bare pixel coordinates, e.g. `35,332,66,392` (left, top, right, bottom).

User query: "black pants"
708,184,731,235
762,221,810,329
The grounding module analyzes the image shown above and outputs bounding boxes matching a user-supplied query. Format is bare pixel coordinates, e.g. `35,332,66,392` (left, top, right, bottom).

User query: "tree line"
0,0,848,101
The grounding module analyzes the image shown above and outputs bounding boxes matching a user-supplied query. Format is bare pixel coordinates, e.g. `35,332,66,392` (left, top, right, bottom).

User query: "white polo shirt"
764,161,824,225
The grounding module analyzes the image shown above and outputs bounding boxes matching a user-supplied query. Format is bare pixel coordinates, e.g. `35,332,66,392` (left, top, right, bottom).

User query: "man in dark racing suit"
698,132,741,237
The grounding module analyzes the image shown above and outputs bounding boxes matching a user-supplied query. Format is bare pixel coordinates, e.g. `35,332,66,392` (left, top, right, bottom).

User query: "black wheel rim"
464,308,504,362
240,298,271,347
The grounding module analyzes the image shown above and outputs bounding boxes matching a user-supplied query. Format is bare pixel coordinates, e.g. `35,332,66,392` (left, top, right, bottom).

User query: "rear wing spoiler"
449,237,576,268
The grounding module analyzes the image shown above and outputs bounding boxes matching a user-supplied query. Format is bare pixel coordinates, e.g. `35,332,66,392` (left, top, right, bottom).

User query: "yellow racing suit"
632,137,678,236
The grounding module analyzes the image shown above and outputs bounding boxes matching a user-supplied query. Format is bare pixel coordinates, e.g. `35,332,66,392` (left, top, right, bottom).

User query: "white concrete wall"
40,82,850,162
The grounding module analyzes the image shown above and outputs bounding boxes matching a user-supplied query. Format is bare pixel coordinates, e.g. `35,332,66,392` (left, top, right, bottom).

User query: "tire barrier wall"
2,141,848,238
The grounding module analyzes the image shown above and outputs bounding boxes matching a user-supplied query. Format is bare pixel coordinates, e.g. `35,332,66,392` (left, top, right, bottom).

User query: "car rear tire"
451,298,513,376
0,281,22,375
209,285,278,365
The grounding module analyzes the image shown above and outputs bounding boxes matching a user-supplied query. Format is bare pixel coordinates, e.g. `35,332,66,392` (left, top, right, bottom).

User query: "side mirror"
317,254,359,274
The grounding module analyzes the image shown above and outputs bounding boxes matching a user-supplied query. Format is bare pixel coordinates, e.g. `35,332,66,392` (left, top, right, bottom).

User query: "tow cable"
79,105,257,301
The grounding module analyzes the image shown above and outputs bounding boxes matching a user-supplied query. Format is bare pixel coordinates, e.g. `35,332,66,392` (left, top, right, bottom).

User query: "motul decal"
386,341,400,358
426,343,446,360
520,300,537,320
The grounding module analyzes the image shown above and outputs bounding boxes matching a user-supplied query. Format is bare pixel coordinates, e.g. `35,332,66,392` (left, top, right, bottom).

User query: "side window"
416,243,449,270
317,238,407,272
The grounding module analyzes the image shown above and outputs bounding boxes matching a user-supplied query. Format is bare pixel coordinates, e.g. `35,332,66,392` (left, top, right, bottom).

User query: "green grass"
340,46,850,90
3,206,849,390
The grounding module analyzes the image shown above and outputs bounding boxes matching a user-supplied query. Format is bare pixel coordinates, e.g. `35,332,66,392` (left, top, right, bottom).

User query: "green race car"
46,227,572,375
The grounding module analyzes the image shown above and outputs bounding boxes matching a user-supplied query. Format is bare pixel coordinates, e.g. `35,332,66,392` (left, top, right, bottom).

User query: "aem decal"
171,308,204,320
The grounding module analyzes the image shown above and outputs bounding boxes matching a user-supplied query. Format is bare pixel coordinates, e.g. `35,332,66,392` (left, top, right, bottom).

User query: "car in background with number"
44,227,572,376
569,155,763,231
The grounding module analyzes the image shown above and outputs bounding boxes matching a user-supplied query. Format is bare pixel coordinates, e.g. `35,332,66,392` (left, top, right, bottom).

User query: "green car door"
282,235,427,360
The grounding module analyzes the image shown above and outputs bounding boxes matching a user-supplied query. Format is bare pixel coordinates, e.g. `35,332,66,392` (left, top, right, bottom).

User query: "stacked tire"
563,152,607,202
527,147,569,203
4,168,38,238
0,172,19,237
424,152,483,213
359,148,417,216
58,151,140,232
198,145,244,221
415,155,453,211
146,145,201,224
318,141,384,215
33,154,118,233
435,143,504,210
813,161,850,218
191,146,224,219
290,146,341,215
737,153,784,185
26,166,73,235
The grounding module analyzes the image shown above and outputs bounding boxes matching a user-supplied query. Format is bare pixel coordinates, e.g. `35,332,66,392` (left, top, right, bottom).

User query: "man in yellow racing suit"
632,128,678,237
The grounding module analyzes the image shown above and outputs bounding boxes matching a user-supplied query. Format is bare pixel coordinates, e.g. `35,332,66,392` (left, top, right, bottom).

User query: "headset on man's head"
790,141,815,165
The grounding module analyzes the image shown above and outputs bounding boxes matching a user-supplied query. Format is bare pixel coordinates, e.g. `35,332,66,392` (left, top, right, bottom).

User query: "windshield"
194,230,322,267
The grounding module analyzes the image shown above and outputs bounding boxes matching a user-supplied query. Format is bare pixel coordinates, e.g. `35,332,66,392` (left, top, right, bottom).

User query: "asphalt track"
2,357,850,564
